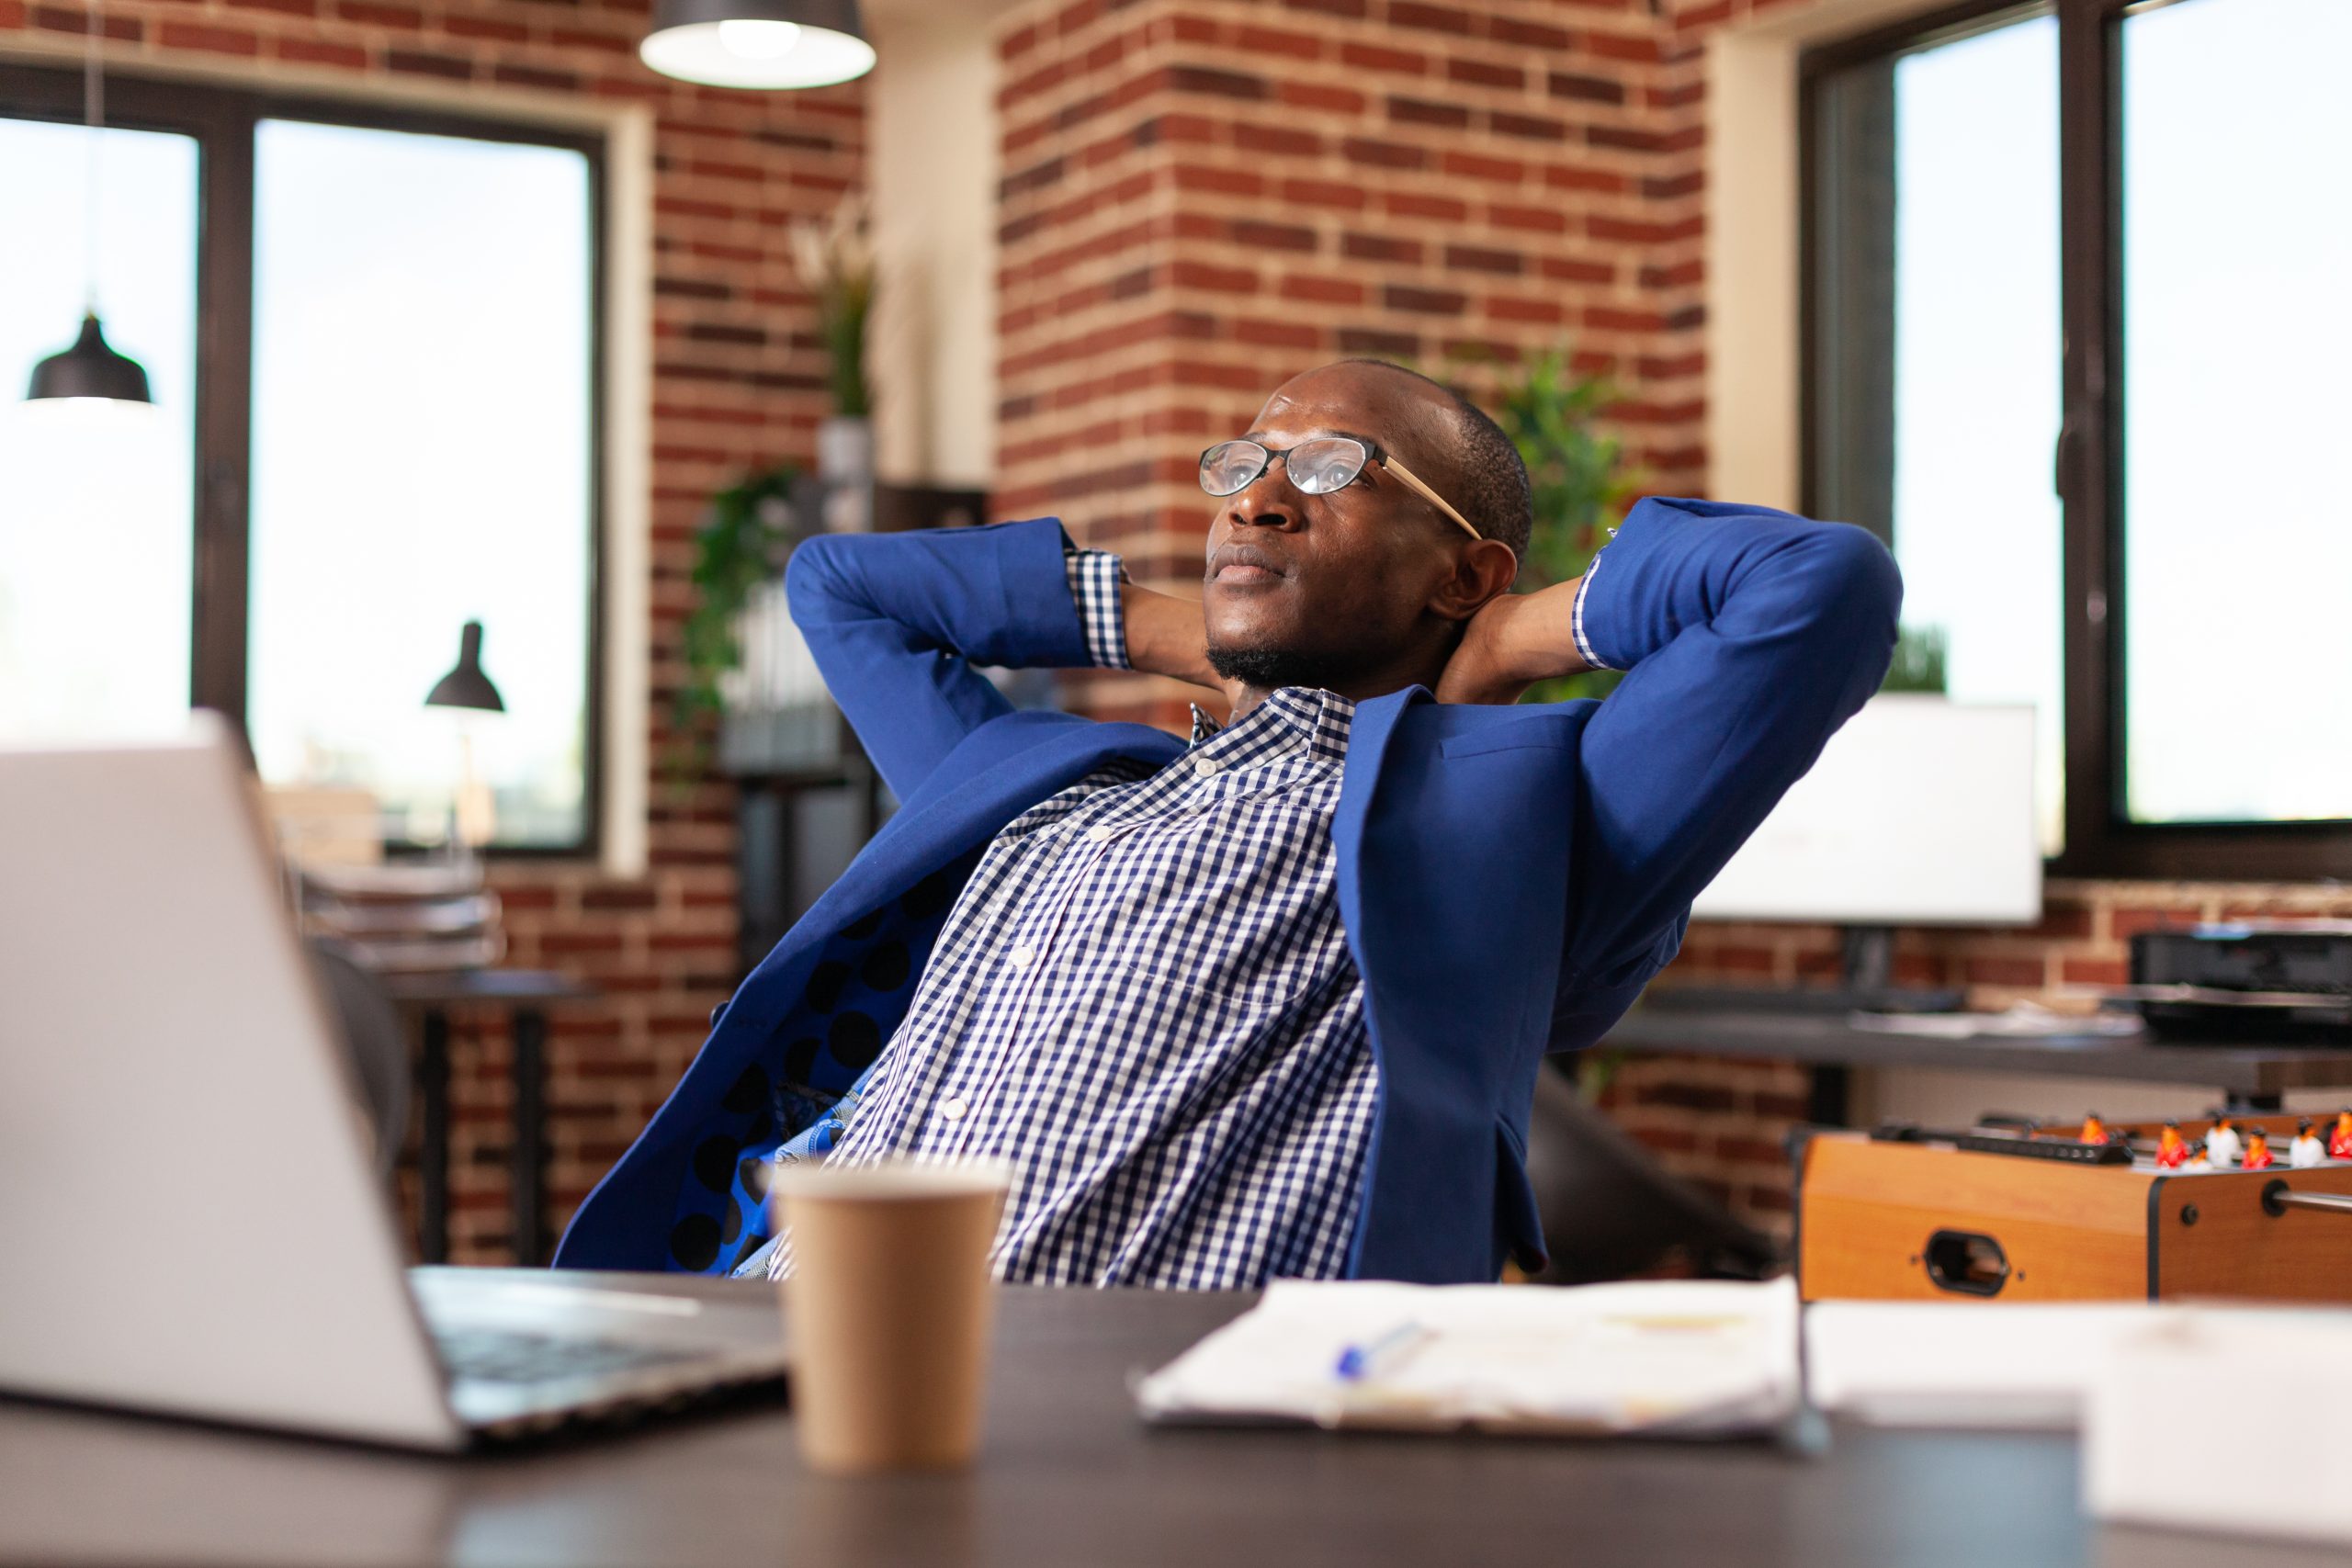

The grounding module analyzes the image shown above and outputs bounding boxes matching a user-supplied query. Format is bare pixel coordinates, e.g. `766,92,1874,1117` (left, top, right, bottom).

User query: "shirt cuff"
1064,547,1132,670
1570,550,1618,672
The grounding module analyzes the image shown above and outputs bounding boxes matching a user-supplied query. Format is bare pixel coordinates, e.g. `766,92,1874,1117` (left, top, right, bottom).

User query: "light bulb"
718,18,800,58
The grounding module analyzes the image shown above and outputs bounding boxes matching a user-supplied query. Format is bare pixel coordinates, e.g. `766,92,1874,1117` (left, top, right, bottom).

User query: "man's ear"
1428,538,1521,623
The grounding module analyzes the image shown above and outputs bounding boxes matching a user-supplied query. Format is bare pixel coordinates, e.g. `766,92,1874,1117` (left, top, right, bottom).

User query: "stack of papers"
1134,1278,1799,1438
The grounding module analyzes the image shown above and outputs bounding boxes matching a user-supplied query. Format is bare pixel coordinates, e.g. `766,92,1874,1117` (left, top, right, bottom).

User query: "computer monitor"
1679,694,2041,1010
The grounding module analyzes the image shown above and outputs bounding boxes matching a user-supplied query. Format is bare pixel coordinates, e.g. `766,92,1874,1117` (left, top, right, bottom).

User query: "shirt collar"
1188,687,1354,762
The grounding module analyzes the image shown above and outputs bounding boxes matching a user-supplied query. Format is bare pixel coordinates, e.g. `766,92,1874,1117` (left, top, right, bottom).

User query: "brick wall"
2,0,861,1260
987,0,2352,1242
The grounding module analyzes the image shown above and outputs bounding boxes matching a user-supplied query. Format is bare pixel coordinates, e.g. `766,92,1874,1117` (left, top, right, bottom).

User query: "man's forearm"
1483,576,1597,686
1432,575,1597,705
1120,582,1219,689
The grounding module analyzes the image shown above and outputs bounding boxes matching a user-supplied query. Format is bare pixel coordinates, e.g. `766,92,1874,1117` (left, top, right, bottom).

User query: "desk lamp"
424,621,503,851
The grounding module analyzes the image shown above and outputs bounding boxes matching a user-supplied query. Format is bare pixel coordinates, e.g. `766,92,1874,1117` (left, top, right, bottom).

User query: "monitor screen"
1690,694,2041,926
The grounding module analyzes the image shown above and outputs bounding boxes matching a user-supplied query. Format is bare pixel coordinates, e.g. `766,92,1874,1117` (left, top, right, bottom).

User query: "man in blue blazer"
556,359,1902,1288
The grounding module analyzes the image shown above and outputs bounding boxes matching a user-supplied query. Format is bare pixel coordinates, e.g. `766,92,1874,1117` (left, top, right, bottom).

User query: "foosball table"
1796,1111,2352,1303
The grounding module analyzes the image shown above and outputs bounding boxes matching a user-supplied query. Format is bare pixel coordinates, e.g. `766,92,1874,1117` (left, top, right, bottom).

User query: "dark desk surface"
4,1273,2342,1568
1605,1004,2352,1100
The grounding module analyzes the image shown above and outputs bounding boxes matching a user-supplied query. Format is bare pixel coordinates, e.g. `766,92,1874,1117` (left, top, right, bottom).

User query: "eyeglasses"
1198,435,1483,541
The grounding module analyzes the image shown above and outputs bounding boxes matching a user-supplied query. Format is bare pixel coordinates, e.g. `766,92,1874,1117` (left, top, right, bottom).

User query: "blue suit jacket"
556,497,1902,1284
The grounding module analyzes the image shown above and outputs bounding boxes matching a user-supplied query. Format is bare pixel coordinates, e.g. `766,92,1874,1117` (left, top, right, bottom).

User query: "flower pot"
817,416,874,483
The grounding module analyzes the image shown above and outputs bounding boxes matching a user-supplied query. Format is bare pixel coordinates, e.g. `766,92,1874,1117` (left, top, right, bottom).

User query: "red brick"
1964,954,2049,988
1281,176,1367,212
1492,16,1572,48
1280,273,1366,306
1385,191,1469,220
275,35,368,66
1339,39,1426,73
334,0,418,23
2109,905,2203,942
2062,957,2130,987
1279,80,1367,114
1389,0,1473,33
1446,56,1523,89
1343,137,1426,170
159,19,262,53
1445,243,1523,275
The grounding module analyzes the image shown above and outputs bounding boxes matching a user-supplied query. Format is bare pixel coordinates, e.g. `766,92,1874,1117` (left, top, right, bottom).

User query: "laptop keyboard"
435,1327,707,1386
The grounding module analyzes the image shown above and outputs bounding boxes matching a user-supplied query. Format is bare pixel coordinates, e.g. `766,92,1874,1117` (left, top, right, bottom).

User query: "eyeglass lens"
1198,437,1371,498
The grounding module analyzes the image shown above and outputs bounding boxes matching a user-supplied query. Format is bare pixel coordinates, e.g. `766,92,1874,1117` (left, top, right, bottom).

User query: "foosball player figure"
2290,1119,2327,1168
2242,1126,2276,1171
2154,1120,2190,1169
2331,1109,2352,1161
2186,1139,2211,1171
2081,1112,2109,1145
2207,1115,2244,1168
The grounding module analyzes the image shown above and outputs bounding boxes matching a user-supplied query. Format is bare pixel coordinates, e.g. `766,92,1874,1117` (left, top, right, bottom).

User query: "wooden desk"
1,1276,2334,1568
1604,1004,2352,1114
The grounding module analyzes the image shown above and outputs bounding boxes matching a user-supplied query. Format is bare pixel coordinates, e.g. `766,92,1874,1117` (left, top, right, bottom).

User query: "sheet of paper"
1134,1277,1799,1438
1804,1301,2173,1429
2087,1307,2352,1544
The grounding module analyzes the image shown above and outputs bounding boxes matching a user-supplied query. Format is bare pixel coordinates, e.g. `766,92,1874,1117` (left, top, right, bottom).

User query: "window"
0,69,602,853
1803,0,2352,879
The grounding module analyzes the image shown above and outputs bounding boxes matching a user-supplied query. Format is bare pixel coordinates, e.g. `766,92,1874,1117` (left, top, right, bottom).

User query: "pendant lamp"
639,0,875,90
25,0,152,407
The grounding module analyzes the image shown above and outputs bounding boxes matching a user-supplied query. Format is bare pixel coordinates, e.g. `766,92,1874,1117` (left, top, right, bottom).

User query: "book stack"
295,857,505,975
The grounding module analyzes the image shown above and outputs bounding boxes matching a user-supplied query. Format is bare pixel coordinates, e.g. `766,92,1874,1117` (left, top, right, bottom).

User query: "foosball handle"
2260,1180,2352,1218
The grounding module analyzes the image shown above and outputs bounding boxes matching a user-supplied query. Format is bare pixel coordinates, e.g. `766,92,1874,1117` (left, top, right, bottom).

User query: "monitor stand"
1640,925,1967,1015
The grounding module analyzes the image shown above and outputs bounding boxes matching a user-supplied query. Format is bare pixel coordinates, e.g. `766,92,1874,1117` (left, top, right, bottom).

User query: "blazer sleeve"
785,517,1100,803
1561,496,1904,985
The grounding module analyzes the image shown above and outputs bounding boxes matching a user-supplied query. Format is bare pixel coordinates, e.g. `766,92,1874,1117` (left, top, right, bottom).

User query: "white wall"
865,0,1018,489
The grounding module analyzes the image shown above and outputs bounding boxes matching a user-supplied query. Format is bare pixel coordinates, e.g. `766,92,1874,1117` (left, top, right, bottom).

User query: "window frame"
1798,0,2352,881
0,64,608,860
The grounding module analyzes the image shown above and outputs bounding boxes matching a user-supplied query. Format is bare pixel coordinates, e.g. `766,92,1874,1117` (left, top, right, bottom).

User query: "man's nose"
1223,471,1300,531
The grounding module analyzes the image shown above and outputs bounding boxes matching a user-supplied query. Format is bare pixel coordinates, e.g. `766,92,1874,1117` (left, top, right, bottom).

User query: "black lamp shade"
27,313,152,404
639,0,874,88
425,622,505,713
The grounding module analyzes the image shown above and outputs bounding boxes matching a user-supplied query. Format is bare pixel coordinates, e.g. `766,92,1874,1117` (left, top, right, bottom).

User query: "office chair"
1517,1059,1782,1284
307,940,411,1179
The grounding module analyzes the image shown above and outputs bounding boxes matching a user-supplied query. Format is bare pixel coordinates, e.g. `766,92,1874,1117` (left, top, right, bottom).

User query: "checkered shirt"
766,549,1377,1289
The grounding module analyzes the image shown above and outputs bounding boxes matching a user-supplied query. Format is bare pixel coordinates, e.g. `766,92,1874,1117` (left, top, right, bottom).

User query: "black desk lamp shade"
425,622,504,713
27,312,152,404
639,0,875,88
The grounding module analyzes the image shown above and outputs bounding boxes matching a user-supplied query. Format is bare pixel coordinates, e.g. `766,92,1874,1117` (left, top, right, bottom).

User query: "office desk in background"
1603,1004,2352,1116
379,970,598,1268
1,1277,2341,1568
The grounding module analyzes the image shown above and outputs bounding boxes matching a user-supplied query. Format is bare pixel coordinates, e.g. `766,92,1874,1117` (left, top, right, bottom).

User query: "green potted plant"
789,194,876,523
1469,345,1641,705
673,464,799,773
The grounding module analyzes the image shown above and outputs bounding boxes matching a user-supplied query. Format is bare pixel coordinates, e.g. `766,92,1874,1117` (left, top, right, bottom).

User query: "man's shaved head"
1197,360,1528,702
1329,359,1532,559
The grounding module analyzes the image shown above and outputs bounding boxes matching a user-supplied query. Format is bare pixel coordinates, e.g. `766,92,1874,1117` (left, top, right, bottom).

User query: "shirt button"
1085,825,1115,843
1009,944,1036,968
1192,756,1220,777
938,1095,968,1122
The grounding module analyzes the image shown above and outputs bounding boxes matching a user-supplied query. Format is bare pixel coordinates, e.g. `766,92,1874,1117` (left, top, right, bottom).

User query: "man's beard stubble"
1205,640,1353,694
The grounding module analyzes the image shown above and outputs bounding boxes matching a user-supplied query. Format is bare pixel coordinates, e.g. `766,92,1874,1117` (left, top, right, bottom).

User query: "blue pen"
1333,1321,1433,1382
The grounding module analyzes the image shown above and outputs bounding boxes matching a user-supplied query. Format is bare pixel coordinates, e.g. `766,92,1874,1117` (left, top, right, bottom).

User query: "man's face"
1201,363,1476,693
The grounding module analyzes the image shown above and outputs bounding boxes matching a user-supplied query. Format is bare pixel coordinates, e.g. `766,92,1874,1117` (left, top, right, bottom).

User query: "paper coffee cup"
770,1157,1011,1475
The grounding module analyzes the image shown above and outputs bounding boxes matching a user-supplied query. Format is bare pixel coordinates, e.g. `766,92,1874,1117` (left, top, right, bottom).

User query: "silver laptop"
0,716,787,1450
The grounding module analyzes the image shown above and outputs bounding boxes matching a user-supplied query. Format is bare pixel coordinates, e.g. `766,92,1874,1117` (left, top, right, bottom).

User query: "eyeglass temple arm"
1381,455,1485,543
